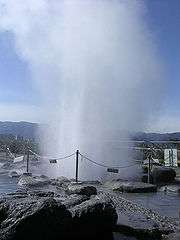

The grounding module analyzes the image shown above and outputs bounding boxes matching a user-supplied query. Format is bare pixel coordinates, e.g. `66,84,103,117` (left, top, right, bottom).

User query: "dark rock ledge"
0,189,117,240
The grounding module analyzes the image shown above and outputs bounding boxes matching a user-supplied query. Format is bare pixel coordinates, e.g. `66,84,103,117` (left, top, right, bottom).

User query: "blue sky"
0,32,38,104
0,31,41,121
146,0,180,108
144,0,180,132
0,0,179,132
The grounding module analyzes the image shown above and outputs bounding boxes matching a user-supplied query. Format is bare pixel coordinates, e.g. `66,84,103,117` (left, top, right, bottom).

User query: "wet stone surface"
104,180,157,193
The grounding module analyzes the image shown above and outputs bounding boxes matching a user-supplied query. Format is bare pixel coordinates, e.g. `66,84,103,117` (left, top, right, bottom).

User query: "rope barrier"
50,153,76,161
29,149,141,169
1,143,177,169
28,149,75,161
79,152,139,169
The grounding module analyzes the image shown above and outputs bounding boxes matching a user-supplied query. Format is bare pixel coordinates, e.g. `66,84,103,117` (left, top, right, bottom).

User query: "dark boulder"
0,197,71,240
66,184,97,196
69,194,118,240
0,191,117,240
152,167,176,184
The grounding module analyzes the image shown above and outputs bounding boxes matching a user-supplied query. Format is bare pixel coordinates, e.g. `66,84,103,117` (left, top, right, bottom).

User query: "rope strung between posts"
26,148,177,168
28,149,75,161
79,152,140,169
29,149,140,168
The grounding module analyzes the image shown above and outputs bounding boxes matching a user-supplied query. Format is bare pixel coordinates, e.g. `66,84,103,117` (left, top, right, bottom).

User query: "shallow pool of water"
0,175,18,194
122,191,180,220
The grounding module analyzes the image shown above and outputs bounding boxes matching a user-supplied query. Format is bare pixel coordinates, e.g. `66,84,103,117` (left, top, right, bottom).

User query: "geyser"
0,0,162,180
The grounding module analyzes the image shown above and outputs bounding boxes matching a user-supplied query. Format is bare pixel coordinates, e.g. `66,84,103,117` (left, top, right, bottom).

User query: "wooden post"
5,148,8,161
170,149,173,167
26,149,30,173
75,150,79,182
148,154,151,184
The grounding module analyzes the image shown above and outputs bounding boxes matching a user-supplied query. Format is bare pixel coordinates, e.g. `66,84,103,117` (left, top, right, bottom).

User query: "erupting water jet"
0,0,162,180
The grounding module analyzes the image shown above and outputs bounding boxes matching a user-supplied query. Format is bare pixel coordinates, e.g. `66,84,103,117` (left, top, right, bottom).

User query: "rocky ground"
0,175,179,240
104,191,179,239
103,180,157,193
0,188,117,240
99,177,180,240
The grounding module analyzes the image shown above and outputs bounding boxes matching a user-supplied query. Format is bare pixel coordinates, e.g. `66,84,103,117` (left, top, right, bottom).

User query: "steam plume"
0,0,162,180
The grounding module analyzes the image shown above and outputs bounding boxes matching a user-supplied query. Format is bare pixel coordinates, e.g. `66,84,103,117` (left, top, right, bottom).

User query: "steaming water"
0,0,162,179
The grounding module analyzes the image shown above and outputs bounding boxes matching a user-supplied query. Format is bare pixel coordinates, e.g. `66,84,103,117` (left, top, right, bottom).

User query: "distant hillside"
0,121,180,142
132,132,180,141
0,121,38,140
